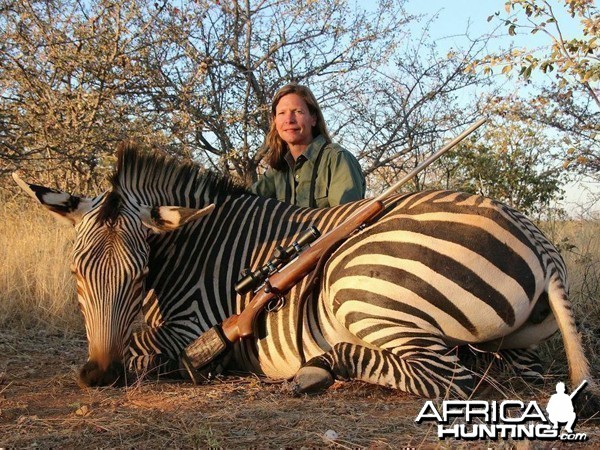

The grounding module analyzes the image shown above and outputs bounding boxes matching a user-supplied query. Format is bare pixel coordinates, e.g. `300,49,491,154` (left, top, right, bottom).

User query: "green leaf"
540,61,555,73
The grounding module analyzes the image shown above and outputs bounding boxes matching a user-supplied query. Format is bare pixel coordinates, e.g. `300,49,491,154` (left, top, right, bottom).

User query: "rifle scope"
235,226,321,295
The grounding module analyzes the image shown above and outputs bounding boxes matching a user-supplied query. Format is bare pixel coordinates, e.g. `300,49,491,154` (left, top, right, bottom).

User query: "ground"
1,329,598,449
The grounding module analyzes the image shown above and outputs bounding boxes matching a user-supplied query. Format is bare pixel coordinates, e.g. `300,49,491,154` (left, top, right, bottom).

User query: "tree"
1,0,413,190
441,111,565,217
0,0,177,192
2,0,573,214
130,0,411,185
472,0,599,175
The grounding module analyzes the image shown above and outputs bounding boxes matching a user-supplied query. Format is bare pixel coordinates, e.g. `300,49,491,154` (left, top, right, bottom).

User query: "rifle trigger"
266,295,286,313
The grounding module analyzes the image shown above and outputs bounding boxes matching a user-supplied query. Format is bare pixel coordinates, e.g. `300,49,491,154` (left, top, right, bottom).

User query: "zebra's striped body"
15,145,592,398
309,191,579,397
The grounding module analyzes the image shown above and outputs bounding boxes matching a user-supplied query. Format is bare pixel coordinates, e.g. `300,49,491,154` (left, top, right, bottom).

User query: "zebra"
14,142,595,402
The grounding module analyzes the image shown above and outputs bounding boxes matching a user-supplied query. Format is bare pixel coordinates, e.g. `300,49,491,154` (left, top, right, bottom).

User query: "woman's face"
274,93,317,147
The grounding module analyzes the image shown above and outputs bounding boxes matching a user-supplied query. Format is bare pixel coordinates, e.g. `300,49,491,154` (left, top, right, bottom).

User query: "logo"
415,380,589,442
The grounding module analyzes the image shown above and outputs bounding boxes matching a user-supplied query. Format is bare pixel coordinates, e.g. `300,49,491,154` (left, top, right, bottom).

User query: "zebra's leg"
457,346,545,384
127,353,182,380
497,348,544,383
128,327,235,382
293,341,475,398
126,327,188,380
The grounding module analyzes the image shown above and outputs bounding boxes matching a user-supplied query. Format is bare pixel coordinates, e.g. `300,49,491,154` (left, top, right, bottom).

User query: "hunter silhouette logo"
546,380,587,434
415,380,589,441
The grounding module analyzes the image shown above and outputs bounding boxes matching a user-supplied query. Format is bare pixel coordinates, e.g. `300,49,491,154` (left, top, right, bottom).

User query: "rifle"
180,117,488,383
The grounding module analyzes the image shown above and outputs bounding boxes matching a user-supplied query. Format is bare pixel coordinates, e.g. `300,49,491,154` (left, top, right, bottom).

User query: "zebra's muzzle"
79,359,126,387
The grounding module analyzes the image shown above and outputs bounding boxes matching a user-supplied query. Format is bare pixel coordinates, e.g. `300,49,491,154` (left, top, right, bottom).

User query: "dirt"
1,329,598,449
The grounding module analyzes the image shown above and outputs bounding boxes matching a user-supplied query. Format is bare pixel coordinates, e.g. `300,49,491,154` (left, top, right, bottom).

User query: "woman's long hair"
265,84,332,171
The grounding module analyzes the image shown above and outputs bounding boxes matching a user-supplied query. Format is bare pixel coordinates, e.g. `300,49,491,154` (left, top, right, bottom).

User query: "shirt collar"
284,134,327,169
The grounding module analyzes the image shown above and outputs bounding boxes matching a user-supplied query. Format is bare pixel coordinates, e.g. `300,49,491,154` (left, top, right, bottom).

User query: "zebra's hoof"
292,366,334,396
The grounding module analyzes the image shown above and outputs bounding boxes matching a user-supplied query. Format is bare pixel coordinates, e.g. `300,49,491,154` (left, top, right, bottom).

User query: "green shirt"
251,135,366,208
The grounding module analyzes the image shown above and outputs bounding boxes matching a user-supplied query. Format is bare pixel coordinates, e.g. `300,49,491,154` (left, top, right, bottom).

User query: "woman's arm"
250,168,278,199
326,149,366,206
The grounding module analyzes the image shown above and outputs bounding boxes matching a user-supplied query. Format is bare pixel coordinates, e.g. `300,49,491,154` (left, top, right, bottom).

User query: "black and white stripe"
16,145,592,397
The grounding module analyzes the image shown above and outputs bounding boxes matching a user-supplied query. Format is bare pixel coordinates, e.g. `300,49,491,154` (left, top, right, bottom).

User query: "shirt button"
295,174,300,180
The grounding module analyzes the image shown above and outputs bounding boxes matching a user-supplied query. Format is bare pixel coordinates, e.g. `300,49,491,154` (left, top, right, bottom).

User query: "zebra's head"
13,173,214,387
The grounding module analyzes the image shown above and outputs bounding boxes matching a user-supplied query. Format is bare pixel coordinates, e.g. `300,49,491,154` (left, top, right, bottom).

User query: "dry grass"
2,330,599,449
0,194,81,334
0,330,449,448
538,219,600,375
1,197,598,370
1,197,599,448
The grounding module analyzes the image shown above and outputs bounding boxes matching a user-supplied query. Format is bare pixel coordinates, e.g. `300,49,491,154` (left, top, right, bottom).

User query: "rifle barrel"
375,117,488,204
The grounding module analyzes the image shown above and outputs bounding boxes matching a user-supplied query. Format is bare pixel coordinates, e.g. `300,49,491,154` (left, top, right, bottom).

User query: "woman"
251,84,365,208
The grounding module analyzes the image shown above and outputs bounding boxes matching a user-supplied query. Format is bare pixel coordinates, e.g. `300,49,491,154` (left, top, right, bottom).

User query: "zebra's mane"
108,141,251,207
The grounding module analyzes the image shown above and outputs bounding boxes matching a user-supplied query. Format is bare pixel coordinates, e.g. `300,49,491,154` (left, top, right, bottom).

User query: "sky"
402,0,583,47
387,0,599,216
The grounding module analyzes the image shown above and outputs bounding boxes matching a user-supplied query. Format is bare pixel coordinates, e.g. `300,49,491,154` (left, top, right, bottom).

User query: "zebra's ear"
12,173,95,226
140,203,215,234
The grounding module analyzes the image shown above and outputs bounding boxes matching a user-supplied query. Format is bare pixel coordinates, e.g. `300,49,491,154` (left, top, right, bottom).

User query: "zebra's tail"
547,273,595,393
547,274,600,420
